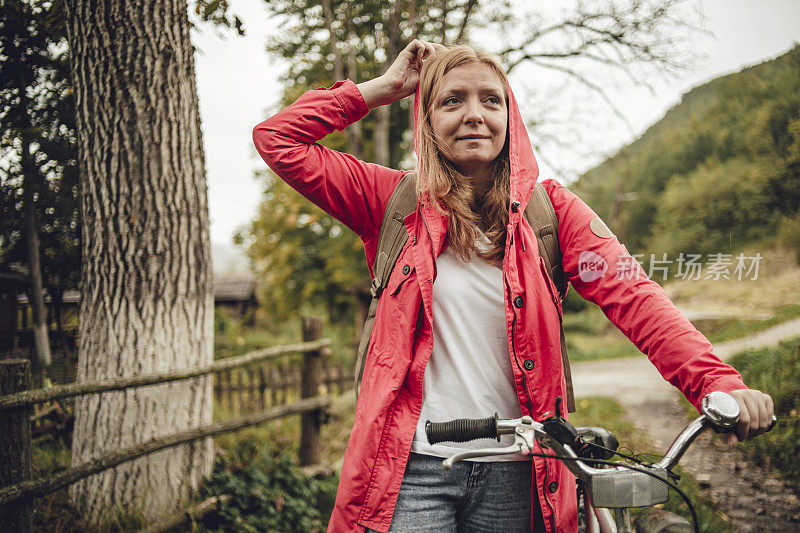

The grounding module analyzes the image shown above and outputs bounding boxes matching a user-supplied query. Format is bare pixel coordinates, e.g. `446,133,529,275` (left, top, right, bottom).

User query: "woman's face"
429,62,508,180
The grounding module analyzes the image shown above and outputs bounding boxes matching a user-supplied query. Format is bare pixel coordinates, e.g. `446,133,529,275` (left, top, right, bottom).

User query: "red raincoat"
253,79,748,532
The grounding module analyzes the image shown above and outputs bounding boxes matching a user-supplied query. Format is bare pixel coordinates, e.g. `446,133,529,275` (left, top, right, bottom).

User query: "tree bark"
21,127,52,367
63,0,214,523
300,316,323,466
0,360,32,532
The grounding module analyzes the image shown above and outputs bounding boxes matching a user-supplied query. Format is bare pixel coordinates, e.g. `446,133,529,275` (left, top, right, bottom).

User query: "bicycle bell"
701,391,740,429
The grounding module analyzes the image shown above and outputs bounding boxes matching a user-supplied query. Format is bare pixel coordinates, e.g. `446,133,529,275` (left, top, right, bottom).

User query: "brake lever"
442,443,525,469
441,419,538,469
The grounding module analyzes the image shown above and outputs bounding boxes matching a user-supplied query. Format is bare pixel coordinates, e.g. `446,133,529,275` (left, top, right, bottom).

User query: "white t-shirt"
410,230,528,461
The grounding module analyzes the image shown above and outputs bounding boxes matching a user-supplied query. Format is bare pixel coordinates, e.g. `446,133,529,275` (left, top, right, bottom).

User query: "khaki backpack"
355,172,575,412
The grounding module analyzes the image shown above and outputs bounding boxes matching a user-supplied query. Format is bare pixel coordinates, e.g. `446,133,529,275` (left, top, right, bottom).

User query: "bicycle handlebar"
425,414,500,444
423,391,776,533
424,391,777,478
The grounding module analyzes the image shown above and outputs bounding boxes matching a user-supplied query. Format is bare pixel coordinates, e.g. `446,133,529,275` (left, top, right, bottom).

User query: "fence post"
0,359,33,532
300,316,323,466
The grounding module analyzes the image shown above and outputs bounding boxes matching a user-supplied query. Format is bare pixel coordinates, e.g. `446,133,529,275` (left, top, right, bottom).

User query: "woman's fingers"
728,389,775,443
405,39,444,64
424,41,437,59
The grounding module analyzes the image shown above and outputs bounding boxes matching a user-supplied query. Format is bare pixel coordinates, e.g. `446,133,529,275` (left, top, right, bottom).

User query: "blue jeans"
366,452,545,532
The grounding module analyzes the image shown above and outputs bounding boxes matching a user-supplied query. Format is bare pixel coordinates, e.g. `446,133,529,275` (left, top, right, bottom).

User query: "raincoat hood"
411,74,540,214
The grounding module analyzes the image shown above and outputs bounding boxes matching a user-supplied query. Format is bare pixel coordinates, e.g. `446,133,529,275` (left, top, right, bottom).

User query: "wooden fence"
0,316,353,532
213,352,352,415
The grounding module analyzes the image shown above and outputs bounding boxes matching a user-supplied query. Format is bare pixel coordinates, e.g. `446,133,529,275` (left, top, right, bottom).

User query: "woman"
253,40,774,533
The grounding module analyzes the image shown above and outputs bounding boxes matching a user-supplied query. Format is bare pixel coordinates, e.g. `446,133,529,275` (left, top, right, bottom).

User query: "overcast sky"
191,0,800,246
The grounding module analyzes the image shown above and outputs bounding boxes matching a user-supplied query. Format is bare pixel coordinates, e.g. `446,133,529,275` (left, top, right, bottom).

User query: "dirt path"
571,318,800,531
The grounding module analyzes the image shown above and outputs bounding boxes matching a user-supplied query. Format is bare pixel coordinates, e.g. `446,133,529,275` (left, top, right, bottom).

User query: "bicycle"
424,391,776,533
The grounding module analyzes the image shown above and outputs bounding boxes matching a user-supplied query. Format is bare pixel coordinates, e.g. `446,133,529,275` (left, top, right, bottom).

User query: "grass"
692,304,800,343
561,245,800,362
570,397,735,532
727,337,800,484
563,305,643,362
214,308,358,367
662,245,800,315
562,280,800,363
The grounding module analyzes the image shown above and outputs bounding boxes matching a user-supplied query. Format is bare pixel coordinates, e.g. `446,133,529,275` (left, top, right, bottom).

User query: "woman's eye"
443,97,459,105
486,96,501,105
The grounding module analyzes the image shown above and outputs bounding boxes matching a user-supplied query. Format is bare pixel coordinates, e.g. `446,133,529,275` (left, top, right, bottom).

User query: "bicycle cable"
528,451,699,533
578,440,656,465
580,442,682,482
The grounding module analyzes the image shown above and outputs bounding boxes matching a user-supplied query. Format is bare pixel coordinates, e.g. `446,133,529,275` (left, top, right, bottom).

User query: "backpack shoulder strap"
524,182,575,412
355,172,417,398
370,172,418,297
525,182,567,299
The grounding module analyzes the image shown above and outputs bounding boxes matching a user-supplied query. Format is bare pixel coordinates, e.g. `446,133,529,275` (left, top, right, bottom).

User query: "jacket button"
523,358,535,371
514,296,524,308
402,265,410,275
548,481,558,493
511,200,520,213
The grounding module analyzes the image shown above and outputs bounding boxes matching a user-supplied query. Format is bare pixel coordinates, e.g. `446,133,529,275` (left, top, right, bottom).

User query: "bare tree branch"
525,58,635,134
500,0,701,83
457,0,479,41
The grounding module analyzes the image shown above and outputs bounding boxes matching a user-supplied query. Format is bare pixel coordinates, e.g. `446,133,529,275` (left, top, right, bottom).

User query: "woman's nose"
463,98,483,125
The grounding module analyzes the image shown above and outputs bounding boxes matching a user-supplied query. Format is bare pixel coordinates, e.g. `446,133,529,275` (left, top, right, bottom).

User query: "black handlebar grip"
425,414,500,445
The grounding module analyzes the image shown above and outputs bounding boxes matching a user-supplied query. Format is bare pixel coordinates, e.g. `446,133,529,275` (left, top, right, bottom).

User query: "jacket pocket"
385,245,416,296
539,255,563,318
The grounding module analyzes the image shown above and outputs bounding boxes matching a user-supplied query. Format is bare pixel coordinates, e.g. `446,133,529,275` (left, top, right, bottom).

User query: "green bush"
214,307,238,339
728,337,800,483
199,445,339,532
778,212,800,265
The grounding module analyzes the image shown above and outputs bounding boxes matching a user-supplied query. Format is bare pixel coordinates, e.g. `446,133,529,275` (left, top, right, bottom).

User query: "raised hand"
357,40,447,109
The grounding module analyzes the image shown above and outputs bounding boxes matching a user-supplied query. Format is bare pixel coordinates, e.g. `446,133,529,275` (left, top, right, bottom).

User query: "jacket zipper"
507,224,557,530
504,273,532,413
541,454,557,532
421,211,437,280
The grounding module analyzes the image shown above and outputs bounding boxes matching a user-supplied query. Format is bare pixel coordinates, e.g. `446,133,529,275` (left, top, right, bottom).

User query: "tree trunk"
373,4,402,167
322,0,363,158
345,25,364,158
63,0,213,523
53,288,67,349
441,0,449,41
407,0,417,160
21,129,52,367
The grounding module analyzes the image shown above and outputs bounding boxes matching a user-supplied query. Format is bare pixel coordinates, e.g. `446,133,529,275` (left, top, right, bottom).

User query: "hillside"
571,45,800,260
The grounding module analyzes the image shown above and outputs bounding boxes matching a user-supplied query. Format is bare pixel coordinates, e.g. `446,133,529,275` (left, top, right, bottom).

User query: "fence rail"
0,395,331,506
0,339,330,411
0,316,348,532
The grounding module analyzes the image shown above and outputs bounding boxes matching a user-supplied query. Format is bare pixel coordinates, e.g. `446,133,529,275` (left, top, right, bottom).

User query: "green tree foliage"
0,0,80,302
649,156,783,257
238,175,368,326
0,0,246,304
573,46,800,258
